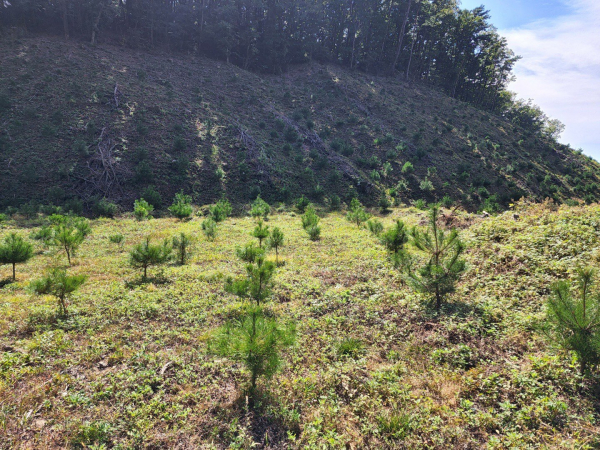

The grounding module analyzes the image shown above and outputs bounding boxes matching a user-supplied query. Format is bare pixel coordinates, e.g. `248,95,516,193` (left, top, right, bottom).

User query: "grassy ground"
0,202,599,448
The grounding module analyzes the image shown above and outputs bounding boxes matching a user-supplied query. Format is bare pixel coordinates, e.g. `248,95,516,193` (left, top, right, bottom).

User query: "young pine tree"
251,219,270,248
301,205,321,240
346,198,370,227
547,268,600,376
366,219,384,236
209,306,295,395
129,237,172,279
250,195,270,219
405,205,466,309
31,267,86,316
235,242,265,263
134,198,154,221
209,197,232,222
202,218,218,241
379,194,391,214
380,220,409,267
0,233,34,281
172,232,193,265
226,256,276,306
268,227,284,264
169,191,193,220
53,220,89,266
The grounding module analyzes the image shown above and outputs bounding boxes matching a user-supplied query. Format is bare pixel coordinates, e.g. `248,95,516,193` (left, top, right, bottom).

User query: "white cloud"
503,0,600,157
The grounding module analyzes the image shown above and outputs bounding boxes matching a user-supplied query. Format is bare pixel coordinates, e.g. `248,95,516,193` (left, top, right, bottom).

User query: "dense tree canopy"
1,0,523,113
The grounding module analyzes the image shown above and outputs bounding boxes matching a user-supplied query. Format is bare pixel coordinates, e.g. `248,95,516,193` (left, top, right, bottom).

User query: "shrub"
171,157,189,175
295,195,310,213
129,237,172,279
133,198,154,221
172,232,193,265
379,194,391,213
414,199,427,210
169,191,193,219
0,233,33,281
420,178,434,191
209,307,295,394
268,227,284,264
380,220,409,267
141,186,163,209
312,184,325,202
330,195,341,211
284,127,298,142
235,242,265,263
274,118,285,130
64,198,84,215
481,195,500,213
547,268,600,376
94,198,118,218
173,136,186,152
370,170,381,182
382,162,393,178
306,224,321,241
251,219,270,247
52,218,91,265
31,267,86,316
401,162,414,174
406,205,466,309
441,195,453,208
134,160,153,183
337,337,364,357
201,218,217,241
346,198,370,227
366,219,384,236
209,197,232,222
109,233,125,250
250,195,270,219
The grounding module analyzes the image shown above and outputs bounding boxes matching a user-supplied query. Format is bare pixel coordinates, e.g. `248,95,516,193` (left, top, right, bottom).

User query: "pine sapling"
547,267,600,376
405,204,466,309
31,267,86,316
172,232,193,265
252,219,269,248
0,232,34,281
129,237,172,279
209,306,295,395
268,227,284,264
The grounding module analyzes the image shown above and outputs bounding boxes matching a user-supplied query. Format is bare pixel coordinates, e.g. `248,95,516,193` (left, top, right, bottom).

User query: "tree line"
2,0,523,114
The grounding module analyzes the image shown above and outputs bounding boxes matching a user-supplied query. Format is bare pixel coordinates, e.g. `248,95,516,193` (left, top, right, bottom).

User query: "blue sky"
461,0,600,159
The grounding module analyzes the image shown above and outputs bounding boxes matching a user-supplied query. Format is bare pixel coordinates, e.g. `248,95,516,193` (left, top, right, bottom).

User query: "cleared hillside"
1,36,599,212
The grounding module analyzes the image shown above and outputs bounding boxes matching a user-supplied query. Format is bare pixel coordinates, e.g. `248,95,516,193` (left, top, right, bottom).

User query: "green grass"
0,202,599,447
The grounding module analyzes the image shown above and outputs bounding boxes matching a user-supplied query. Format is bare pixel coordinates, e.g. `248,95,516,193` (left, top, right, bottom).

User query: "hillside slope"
1,36,599,211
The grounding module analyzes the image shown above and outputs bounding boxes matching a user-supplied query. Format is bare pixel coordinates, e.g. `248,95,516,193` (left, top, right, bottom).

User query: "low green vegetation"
0,201,599,447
